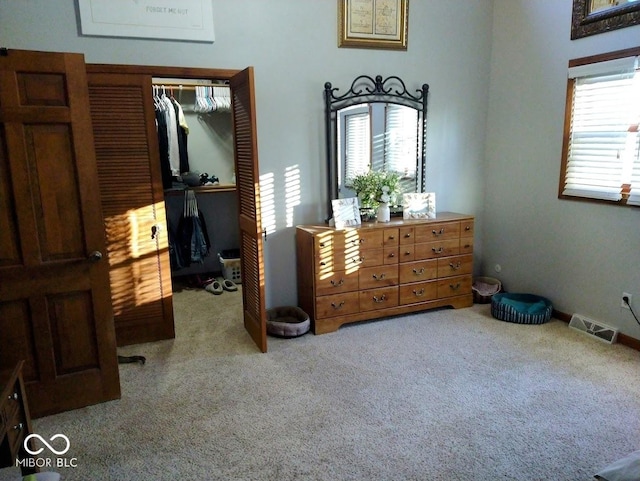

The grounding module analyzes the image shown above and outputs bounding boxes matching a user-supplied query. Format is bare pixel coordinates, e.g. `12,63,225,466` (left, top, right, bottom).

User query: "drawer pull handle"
320,261,326,266
373,295,387,303
413,267,425,276
331,301,345,309
450,283,462,291
388,253,395,258
330,279,344,287
359,238,365,244
465,225,471,231
464,244,471,249
319,242,326,247
13,423,23,432
404,251,411,256
432,228,445,236
372,273,386,281
404,233,411,238
432,247,444,254
8,392,18,401
388,235,395,240
449,262,461,270
413,288,425,297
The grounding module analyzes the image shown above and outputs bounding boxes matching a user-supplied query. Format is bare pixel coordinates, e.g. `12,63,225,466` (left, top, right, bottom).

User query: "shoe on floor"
222,279,238,291
205,280,224,295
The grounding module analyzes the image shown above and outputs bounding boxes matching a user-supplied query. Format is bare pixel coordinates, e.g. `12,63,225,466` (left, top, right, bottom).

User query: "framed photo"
78,0,215,43
338,0,408,50
332,197,362,229
571,0,640,39
403,193,435,220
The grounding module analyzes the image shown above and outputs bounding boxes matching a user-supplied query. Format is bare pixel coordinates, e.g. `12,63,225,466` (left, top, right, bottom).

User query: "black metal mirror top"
324,75,429,221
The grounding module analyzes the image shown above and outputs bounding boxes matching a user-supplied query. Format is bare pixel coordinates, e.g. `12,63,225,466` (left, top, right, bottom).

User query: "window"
338,103,421,197
560,47,640,206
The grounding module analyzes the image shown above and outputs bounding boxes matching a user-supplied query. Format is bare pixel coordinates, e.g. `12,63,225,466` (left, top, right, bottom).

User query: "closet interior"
154,77,241,285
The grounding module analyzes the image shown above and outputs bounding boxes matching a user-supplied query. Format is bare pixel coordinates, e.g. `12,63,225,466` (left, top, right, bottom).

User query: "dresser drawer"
316,249,360,274
399,244,415,262
383,246,399,264
359,286,398,311
383,228,399,246
415,239,460,259
437,275,472,298
460,236,474,254
437,255,473,278
399,259,438,284
358,265,399,290
399,226,415,245
315,270,359,296
314,228,383,251
416,221,460,241
399,281,438,305
316,292,360,319
355,248,384,268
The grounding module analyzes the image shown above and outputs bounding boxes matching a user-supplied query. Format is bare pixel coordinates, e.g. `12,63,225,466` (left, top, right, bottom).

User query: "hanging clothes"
175,190,211,265
153,85,190,187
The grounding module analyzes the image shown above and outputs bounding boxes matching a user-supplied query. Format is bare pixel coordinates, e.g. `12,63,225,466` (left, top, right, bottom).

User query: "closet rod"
151,83,229,90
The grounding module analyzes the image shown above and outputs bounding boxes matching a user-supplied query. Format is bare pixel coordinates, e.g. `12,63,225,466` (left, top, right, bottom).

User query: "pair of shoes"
204,280,223,295
221,279,238,292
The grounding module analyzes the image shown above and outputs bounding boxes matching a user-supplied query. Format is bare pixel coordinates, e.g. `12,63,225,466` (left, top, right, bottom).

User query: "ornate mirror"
324,74,429,221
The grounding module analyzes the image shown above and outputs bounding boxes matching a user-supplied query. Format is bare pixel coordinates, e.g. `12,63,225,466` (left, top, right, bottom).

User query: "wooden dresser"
1,361,36,475
296,212,474,334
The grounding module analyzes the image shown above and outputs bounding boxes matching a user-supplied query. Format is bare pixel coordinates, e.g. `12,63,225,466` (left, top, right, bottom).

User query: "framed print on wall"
338,0,408,50
571,0,640,39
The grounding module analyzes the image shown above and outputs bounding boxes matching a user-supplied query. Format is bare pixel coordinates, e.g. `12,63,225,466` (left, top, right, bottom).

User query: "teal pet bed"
491,293,553,325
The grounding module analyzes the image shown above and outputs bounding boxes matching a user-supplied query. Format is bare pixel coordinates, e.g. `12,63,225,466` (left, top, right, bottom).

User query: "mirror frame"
324,74,429,221
571,0,640,39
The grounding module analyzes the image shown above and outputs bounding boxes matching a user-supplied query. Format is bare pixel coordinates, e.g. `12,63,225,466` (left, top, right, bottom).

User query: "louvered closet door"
86,72,175,346
230,67,267,352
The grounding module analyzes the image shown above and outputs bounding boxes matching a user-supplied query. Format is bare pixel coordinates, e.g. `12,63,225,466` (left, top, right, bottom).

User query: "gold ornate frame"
571,0,640,39
338,0,408,50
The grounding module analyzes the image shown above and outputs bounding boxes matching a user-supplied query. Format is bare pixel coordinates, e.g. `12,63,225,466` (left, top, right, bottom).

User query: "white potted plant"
349,170,400,222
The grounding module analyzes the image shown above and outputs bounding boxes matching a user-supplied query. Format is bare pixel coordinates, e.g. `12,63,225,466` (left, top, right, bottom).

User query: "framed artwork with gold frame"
338,0,408,50
571,0,640,39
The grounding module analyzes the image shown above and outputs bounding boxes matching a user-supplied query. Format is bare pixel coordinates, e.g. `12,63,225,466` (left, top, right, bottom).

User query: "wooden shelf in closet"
164,184,237,195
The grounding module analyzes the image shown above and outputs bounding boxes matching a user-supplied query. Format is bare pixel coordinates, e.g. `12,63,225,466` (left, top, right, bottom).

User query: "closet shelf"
164,184,236,195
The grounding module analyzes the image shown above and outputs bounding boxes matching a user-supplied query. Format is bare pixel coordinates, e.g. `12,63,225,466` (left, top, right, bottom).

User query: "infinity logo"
24,434,71,455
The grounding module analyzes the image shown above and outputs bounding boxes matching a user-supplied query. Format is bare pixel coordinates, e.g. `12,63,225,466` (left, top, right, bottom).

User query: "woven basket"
472,276,502,304
491,293,553,325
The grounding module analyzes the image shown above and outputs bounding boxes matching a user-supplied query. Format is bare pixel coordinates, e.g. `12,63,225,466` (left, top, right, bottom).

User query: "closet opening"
152,77,243,321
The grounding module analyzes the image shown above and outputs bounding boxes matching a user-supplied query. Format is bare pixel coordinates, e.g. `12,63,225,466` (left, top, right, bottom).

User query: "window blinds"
344,111,371,182
564,57,639,203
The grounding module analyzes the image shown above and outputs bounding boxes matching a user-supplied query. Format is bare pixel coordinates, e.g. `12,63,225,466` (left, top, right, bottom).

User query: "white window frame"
559,47,640,207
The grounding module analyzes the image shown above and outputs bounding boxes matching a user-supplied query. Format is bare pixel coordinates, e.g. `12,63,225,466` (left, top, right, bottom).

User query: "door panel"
0,49,120,417
86,72,175,346
230,67,267,352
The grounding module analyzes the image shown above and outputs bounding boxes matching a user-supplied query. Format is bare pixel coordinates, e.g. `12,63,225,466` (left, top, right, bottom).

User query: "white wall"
0,0,492,309
485,1,640,337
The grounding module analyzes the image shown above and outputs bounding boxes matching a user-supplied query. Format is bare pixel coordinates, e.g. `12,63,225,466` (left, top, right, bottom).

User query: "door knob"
88,251,103,262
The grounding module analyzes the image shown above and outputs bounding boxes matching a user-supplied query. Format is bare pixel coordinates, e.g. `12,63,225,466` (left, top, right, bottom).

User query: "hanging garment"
175,190,211,265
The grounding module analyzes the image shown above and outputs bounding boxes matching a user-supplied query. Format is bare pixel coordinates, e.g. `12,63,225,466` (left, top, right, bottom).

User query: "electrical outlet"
622,292,633,309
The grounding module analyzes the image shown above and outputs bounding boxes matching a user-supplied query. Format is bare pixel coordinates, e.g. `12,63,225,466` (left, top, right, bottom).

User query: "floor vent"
568,314,618,344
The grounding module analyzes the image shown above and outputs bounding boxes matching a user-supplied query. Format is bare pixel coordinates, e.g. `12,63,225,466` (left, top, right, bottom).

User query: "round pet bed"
266,306,310,338
491,293,553,325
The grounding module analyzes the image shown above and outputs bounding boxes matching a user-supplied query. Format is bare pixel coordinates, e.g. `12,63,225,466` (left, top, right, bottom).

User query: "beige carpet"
2,287,640,481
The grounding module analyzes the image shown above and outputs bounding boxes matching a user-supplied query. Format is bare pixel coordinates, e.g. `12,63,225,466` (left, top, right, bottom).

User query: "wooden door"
230,67,267,352
0,49,120,417
86,70,175,346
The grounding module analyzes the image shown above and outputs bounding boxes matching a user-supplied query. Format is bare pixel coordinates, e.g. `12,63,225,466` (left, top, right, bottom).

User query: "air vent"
568,314,618,344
